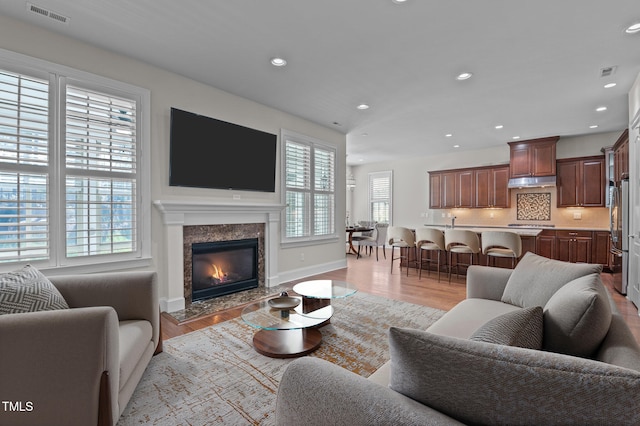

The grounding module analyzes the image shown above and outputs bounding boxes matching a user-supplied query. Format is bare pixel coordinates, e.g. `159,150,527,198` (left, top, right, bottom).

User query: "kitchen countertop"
422,224,611,236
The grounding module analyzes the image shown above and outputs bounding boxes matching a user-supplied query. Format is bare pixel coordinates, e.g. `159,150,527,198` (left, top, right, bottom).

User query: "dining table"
345,226,373,255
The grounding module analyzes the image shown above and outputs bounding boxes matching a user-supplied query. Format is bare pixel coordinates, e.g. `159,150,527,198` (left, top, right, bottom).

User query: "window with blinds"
369,171,392,224
283,132,336,242
0,54,148,269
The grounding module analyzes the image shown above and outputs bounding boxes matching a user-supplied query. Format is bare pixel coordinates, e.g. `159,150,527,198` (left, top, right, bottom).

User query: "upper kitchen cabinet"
475,165,510,208
613,129,629,182
440,170,474,208
508,136,559,178
556,155,606,207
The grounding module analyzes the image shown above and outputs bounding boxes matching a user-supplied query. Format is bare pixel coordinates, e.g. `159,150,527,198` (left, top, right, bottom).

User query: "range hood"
507,175,556,189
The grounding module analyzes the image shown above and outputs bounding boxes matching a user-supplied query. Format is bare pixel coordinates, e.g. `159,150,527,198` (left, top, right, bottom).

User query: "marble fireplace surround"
154,200,285,312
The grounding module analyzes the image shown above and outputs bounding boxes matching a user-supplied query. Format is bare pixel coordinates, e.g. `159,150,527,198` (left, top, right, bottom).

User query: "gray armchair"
0,271,160,426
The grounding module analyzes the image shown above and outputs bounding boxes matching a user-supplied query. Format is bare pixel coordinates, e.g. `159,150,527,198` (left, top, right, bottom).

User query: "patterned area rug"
117,292,444,425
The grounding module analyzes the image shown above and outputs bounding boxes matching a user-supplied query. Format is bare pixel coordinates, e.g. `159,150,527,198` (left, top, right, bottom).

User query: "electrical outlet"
573,212,582,220
300,253,305,262
489,212,494,219
441,213,446,218
233,194,241,200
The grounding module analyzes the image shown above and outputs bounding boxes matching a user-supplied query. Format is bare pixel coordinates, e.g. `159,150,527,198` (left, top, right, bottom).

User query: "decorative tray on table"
268,294,300,310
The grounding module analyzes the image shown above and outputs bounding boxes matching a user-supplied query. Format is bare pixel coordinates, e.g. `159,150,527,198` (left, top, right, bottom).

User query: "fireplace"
191,238,259,302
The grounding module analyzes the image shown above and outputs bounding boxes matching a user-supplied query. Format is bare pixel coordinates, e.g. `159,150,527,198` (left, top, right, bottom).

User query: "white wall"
0,15,347,302
350,132,622,230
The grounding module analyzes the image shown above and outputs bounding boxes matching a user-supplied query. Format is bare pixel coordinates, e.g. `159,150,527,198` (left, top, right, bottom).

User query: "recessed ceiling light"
625,22,640,34
495,125,504,129
512,136,521,140
270,57,287,67
589,125,599,129
453,145,460,148
357,104,370,110
456,72,473,81
361,133,368,137
445,133,453,137
358,158,364,162
604,83,617,89
392,0,408,3
596,106,608,112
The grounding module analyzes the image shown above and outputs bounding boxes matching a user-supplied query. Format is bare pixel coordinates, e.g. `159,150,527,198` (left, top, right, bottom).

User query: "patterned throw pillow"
469,306,543,349
0,265,69,315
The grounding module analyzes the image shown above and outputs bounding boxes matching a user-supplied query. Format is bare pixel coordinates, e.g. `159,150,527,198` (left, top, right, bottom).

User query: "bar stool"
444,229,480,282
388,226,418,275
481,231,522,268
415,227,446,282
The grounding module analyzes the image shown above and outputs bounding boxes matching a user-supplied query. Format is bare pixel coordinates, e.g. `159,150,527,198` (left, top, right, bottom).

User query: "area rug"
117,292,445,425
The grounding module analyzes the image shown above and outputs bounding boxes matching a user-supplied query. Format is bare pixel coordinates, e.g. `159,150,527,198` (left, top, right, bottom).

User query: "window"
368,171,392,224
282,130,336,244
0,50,150,272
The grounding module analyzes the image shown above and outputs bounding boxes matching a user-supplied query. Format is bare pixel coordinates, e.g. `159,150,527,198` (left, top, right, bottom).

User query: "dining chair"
351,221,376,255
444,229,480,282
415,227,446,282
388,226,418,275
355,223,389,261
481,231,523,268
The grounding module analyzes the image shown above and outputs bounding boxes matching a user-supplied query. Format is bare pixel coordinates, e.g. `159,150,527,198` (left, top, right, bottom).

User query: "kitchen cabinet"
556,155,606,207
508,136,558,178
613,129,629,182
429,164,508,209
536,230,556,260
556,230,592,264
592,231,612,270
475,165,510,208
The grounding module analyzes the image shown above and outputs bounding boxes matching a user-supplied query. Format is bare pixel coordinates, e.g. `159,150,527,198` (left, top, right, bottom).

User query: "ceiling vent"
600,66,617,78
26,2,69,24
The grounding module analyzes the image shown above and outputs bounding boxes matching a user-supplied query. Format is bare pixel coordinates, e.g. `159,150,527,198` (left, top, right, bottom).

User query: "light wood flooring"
161,249,640,344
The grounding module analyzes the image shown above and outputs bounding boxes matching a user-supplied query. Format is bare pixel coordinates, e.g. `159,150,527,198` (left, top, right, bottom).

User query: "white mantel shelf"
153,200,286,225
153,200,285,312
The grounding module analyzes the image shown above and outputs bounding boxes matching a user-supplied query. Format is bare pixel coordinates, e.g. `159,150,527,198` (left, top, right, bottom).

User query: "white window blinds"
64,85,137,257
369,171,392,224
283,133,336,241
0,70,50,262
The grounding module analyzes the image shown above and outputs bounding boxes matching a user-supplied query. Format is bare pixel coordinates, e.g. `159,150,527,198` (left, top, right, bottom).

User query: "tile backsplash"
516,193,551,221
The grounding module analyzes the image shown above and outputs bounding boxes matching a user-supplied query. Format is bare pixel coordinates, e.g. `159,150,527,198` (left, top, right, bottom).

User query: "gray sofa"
0,270,159,426
275,253,640,425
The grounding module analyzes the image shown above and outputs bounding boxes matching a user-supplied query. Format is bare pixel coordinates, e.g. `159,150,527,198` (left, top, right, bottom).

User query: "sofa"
0,267,160,426
275,252,640,425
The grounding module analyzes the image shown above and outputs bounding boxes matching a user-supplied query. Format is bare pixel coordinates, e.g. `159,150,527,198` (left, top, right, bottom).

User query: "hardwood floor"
161,249,640,344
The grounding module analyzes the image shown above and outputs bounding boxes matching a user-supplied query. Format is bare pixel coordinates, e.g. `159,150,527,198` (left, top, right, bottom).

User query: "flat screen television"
169,108,277,192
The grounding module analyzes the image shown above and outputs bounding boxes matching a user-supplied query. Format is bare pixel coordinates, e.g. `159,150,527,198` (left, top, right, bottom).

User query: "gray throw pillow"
501,252,602,308
543,273,611,358
470,306,543,349
0,265,69,315
388,327,640,425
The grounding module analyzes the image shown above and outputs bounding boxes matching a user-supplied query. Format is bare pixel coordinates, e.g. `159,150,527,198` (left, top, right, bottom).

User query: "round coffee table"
241,298,333,358
292,280,357,317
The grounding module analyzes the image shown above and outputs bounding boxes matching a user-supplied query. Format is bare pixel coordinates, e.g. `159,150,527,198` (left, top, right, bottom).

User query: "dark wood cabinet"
556,230,592,263
508,137,558,178
429,164,508,209
536,230,556,259
592,231,612,269
475,165,510,208
614,129,629,182
556,155,605,207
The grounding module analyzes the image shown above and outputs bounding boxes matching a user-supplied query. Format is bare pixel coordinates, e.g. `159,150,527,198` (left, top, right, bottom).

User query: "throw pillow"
543,273,611,358
469,306,543,349
501,252,602,308
388,327,640,425
0,265,69,315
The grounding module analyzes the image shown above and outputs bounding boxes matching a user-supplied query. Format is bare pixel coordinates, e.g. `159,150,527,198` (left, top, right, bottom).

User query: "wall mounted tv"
169,108,277,192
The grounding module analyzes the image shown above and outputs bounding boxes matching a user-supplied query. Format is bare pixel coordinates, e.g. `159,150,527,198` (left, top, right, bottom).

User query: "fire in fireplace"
191,238,259,302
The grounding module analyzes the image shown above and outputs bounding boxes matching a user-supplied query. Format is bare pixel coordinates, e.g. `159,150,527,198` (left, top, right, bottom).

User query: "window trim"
280,129,338,247
368,170,393,224
0,47,151,274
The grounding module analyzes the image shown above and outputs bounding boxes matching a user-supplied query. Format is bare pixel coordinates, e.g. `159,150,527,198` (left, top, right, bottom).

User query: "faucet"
451,216,457,229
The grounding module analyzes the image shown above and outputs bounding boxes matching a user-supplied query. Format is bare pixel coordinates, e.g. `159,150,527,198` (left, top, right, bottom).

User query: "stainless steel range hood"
507,175,556,189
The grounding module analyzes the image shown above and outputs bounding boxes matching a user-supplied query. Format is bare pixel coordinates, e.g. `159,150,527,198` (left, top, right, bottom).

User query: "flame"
211,264,225,280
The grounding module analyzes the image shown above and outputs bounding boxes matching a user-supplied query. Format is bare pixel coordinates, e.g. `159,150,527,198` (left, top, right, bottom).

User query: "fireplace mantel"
153,200,285,312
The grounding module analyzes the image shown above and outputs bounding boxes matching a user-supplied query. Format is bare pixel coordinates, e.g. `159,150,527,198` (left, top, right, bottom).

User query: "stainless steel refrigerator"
610,179,629,294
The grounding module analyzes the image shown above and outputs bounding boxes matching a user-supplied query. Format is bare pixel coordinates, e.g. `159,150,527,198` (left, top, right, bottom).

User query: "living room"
2,2,640,425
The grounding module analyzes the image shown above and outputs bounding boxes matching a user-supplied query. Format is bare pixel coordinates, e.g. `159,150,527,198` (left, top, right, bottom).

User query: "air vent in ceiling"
26,2,69,24
600,66,617,78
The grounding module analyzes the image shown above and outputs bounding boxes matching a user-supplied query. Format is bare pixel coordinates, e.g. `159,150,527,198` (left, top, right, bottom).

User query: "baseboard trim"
161,297,186,313
275,259,347,286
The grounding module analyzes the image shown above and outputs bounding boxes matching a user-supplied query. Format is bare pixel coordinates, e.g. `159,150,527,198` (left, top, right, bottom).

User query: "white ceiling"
2,1,639,165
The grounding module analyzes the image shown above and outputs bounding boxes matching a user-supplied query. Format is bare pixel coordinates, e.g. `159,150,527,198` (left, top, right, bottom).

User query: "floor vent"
26,2,69,24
